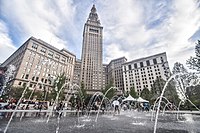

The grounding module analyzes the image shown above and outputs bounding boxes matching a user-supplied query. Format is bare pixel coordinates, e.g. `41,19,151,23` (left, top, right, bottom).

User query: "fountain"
19,81,44,121
152,69,200,133
95,86,118,122
1,65,200,133
3,81,31,133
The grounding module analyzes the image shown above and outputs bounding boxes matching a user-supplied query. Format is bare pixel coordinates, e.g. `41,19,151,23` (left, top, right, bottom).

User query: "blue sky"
0,0,200,69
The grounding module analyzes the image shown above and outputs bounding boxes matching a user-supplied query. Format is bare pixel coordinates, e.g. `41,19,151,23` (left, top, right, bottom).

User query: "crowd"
0,98,49,110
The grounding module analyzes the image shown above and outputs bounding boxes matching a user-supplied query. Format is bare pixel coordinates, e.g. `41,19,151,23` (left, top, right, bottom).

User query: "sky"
0,0,200,70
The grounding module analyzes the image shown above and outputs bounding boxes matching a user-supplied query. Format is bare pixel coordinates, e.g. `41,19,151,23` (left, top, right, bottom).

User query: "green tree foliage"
48,73,67,101
164,81,180,105
140,87,150,101
186,85,200,107
150,77,179,105
129,86,138,98
7,86,43,100
187,40,200,71
8,87,28,100
80,82,87,99
186,40,200,108
32,90,43,100
79,81,89,105
150,77,165,100
102,80,116,99
185,40,200,109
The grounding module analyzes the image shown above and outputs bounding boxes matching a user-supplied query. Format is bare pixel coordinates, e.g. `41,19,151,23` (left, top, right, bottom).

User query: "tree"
48,73,67,101
164,81,180,105
150,77,165,99
80,81,87,99
186,40,200,109
187,40,200,71
102,80,116,99
129,86,138,98
7,86,32,100
140,87,150,101
149,77,179,105
75,81,88,106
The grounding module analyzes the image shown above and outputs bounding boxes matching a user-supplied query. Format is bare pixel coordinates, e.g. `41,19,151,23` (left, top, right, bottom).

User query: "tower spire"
88,4,100,24
91,4,96,13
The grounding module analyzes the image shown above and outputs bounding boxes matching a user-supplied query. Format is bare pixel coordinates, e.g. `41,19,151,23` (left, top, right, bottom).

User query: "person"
112,100,120,115
143,102,149,111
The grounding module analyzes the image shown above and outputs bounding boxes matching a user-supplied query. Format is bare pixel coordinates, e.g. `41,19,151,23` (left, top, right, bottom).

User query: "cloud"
1,0,200,71
0,20,16,63
99,0,200,69
0,0,77,50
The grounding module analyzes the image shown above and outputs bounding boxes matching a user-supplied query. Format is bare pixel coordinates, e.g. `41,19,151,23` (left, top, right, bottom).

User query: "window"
128,65,132,70
36,77,39,81
160,57,164,63
124,66,126,71
134,63,137,69
18,82,22,85
89,28,99,33
153,58,157,64
40,47,46,54
55,54,60,60
25,74,29,79
140,62,144,67
23,82,26,87
30,84,33,87
61,57,66,63
32,43,38,49
146,60,150,66
48,50,54,58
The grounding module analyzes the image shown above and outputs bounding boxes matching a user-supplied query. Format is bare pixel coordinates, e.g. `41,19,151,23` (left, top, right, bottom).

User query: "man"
112,100,120,114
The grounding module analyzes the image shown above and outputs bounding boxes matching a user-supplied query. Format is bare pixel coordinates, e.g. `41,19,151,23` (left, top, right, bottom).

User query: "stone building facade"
1,37,75,92
122,52,170,95
80,5,103,94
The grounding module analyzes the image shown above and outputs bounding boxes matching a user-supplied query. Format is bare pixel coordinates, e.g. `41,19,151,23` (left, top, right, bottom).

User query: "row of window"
125,57,165,71
32,42,74,64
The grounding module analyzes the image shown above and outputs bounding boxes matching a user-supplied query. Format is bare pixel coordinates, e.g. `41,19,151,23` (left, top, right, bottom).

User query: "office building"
122,52,170,95
73,59,81,85
80,5,103,94
0,37,75,92
107,57,127,92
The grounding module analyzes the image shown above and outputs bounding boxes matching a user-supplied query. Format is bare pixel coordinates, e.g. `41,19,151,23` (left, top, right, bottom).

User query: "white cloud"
99,0,200,69
0,0,76,50
0,20,16,63
1,0,200,70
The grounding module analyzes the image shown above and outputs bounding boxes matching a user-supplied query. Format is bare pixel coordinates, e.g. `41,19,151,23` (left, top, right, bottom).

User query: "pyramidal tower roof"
87,4,101,24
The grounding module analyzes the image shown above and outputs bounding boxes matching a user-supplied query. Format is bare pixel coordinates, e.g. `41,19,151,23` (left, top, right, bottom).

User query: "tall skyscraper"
81,5,103,94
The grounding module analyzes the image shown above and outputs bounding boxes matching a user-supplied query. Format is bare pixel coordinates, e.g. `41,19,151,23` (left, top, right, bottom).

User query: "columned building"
80,5,103,94
0,37,75,92
122,52,170,96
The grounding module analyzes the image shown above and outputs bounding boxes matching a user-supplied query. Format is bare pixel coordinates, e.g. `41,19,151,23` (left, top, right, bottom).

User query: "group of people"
0,98,49,111
112,99,150,114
